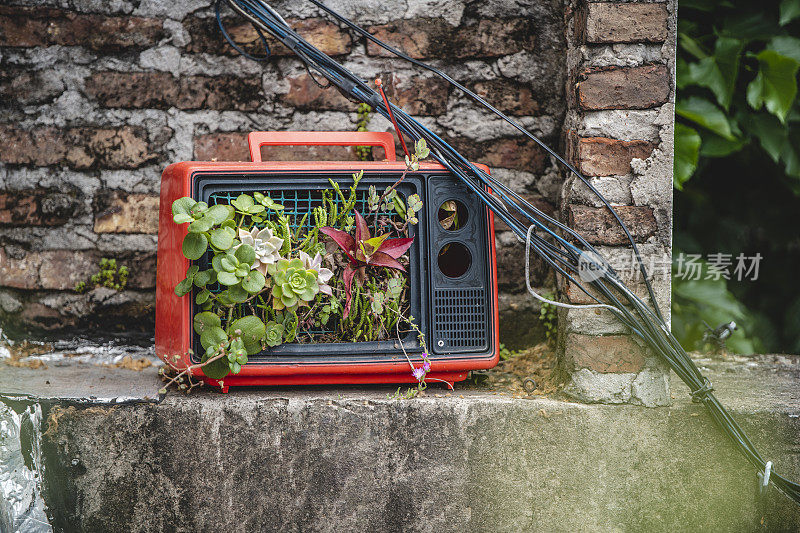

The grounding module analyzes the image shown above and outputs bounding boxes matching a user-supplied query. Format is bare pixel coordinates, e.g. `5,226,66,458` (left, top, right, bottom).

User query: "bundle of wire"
217,0,800,504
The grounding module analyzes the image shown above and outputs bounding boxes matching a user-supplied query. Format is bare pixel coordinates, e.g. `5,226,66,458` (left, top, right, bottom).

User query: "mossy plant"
74,258,129,293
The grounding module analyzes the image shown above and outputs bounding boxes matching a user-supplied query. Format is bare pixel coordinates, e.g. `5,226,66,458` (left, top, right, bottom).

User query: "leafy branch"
676,1,800,189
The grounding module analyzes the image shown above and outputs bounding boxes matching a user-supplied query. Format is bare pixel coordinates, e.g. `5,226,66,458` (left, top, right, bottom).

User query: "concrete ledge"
2,355,800,532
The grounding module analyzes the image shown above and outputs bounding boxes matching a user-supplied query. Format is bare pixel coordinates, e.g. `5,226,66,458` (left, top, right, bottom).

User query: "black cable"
218,0,800,505
215,0,271,61
304,0,664,324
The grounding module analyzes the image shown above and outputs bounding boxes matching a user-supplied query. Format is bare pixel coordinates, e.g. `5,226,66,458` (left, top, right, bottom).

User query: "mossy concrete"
2,354,799,532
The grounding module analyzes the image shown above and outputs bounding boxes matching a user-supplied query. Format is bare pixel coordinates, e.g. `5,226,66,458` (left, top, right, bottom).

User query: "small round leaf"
201,350,230,380
174,277,193,297
206,204,235,225
193,311,221,335
194,269,213,287
199,326,227,351
210,227,235,250
227,284,249,303
220,256,237,272
172,197,196,217
182,233,208,260
217,271,239,286
231,194,255,211
242,270,266,294
195,289,211,305
235,244,256,265
188,215,214,234
228,315,266,355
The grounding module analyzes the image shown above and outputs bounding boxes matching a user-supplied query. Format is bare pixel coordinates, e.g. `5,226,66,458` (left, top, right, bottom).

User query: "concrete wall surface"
1,354,799,532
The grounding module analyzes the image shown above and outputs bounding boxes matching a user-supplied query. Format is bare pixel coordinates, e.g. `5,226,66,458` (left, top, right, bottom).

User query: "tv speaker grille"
433,287,487,350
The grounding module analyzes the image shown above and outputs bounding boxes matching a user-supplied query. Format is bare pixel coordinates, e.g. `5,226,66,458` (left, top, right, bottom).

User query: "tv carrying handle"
247,131,397,162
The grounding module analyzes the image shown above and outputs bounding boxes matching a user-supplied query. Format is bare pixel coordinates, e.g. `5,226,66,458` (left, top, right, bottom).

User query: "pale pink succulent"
236,226,283,275
299,250,334,296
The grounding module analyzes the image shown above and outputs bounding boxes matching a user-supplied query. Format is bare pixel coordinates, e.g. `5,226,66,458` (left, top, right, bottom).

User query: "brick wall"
0,0,675,399
0,0,565,338
559,0,676,406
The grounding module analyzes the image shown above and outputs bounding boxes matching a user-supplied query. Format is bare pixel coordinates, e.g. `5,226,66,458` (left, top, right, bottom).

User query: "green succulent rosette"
268,258,320,310
265,321,285,347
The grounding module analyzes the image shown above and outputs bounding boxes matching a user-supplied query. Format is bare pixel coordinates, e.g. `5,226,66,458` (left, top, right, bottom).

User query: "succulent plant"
299,251,334,296
236,226,284,275
265,321,285,347
267,258,320,310
320,210,413,317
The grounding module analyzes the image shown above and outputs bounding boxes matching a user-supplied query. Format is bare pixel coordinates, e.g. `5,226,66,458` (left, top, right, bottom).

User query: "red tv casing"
156,131,498,391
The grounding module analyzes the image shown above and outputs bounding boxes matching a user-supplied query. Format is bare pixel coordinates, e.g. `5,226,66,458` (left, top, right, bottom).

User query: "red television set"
155,131,498,391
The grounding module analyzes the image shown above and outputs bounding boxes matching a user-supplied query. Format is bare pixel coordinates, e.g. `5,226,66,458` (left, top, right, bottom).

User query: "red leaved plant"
320,211,413,317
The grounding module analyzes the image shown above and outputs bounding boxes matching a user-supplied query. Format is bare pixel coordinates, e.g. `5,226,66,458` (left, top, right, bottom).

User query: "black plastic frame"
188,169,495,365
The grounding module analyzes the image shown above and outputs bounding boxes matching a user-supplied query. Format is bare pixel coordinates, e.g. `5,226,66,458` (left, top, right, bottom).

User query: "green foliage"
674,123,701,188
676,2,800,185
498,343,520,361
538,295,558,342
673,1,800,353
671,256,761,354
404,138,430,172
74,257,129,293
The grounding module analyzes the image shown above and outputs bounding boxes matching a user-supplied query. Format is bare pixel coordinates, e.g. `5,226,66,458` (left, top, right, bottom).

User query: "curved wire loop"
215,0,271,61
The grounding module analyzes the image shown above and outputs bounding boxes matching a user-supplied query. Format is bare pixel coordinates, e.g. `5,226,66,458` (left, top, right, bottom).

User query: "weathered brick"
0,248,40,289
567,204,657,245
559,244,670,305
193,133,250,161
281,74,352,111
0,67,65,105
281,73,448,115
0,125,157,169
563,333,646,373
380,74,449,116
366,18,535,59
493,194,556,233
585,3,668,44
85,72,177,109
93,192,159,234
452,137,548,172
176,76,262,111
0,189,77,226
183,16,351,57
18,302,70,331
0,6,165,51
578,137,656,176
562,277,649,306
577,65,670,110
470,80,541,116
0,248,155,290
84,72,262,111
